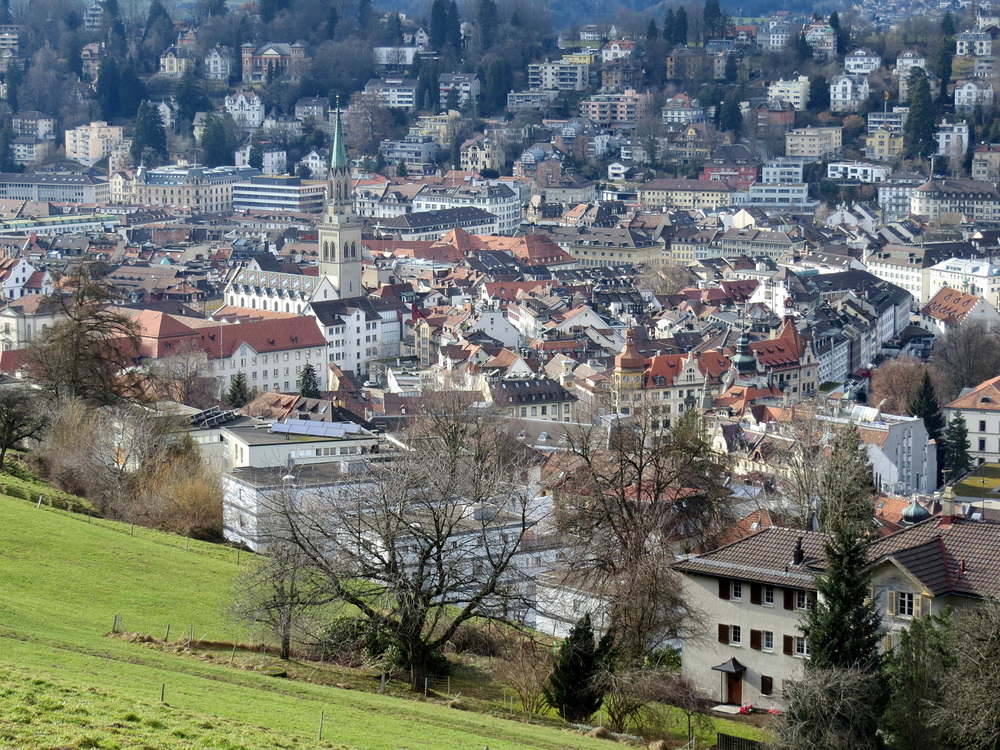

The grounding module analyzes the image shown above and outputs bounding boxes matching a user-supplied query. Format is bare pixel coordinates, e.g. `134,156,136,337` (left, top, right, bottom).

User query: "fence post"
318,709,324,740
160,683,165,703
424,677,428,697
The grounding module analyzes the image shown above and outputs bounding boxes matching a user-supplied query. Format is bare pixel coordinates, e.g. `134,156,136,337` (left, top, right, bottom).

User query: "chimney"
940,485,956,526
792,536,804,566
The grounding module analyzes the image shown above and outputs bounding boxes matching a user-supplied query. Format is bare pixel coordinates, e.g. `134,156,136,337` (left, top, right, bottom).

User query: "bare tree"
230,540,330,660
870,357,946,415
637,263,694,295
262,394,538,687
933,321,1000,399
768,412,830,530
26,274,143,406
776,667,885,750
557,407,732,663
933,598,1000,750
0,386,47,469
147,339,219,408
346,90,394,155
491,636,554,717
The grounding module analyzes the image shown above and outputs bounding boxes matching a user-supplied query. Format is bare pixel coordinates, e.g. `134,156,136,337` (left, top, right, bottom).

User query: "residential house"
957,31,991,56
528,61,589,91
204,46,232,81
954,80,994,112
911,178,1000,223
159,46,196,78
829,74,870,113
920,286,1000,335
661,94,709,124
225,90,266,130
439,73,480,106
637,179,733,210
241,42,308,83
945,375,1000,463
844,48,880,74
785,127,842,159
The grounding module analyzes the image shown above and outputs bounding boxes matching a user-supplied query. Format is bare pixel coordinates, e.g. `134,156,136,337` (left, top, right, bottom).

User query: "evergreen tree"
796,33,814,62
724,54,738,83
117,63,146,118
908,371,944,438
248,137,264,170
445,0,462,51
450,134,461,169
430,0,449,49
325,4,339,39
809,74,830,111
5,61,22,114
882,610,954,750
703,0,726,40
0,123,17,173
481,57,513,115
673,7,688,45
942,410,971,481
175,66,209,126
200,115,231,167
829,11,849,54
356,0,373,32
0,0,9,25
96,58,120,121
131,101,168,166
647,18,659,41
904,67,937,159
942,10,955,36
543,614,614,723
965,120,976,174
801,523,882,671
936,36,954,104
477,0,498,50
663,8,675,42
396,158,408,176
385,11,404,45
227,371,252,408
297,363,321,398
719,94,743,135
818,423,877,536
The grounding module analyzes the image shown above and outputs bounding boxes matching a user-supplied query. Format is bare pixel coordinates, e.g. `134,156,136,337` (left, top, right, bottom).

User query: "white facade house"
235,142,286,175
935,120,970,157
766,76,810,111
225,90,266,130
65,121,125,167
761,158,807,184
896,51,926,75
928,257,1000,308
412,182,521,235
957,31,991,56
204,47,232,81
829,74,870,113
945,375,1000,464
527,61,589,91
827,161,892,182
364,78,418,110
954,80,994,112
844,48,880,74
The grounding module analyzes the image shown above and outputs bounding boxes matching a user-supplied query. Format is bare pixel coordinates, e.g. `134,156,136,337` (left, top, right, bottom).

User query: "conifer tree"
131,101,168,166
543,614,614,723
297,363,321,399
227,372,252,408
248,137,264,170
818,423,877,536
663,8,675,42
904,67,937,159
882,610,953,750
908,371,944,441
942,410,971,480
673,7,688,45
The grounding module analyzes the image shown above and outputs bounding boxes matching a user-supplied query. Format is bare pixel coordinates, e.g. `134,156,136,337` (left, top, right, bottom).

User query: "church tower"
318,105,363,298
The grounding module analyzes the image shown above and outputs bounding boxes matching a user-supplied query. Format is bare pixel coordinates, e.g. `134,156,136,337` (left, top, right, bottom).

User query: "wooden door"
726,672,742,705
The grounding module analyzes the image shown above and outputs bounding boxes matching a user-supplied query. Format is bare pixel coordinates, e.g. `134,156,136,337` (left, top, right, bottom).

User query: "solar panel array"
269,418,362,439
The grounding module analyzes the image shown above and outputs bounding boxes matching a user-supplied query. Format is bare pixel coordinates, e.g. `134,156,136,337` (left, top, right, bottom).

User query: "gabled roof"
946,374,1000,411
921,286,984,326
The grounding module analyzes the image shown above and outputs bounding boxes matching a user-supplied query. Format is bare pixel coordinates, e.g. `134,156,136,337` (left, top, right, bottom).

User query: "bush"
448,623,504,657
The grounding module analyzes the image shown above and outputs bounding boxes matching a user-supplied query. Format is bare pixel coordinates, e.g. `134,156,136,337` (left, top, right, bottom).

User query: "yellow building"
637,178,732,210
865,128,904,160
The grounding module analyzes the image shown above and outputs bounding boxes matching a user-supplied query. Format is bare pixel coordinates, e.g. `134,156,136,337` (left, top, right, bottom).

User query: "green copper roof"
331,105,348,171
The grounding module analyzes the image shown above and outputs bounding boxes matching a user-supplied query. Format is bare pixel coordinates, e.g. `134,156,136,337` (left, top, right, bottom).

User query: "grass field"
0,491,769,749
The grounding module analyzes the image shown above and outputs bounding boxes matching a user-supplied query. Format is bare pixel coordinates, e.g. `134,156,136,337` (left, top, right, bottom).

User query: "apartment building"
412,182,521,234
785,127,842,159
827,161,891,182
911,178,1000,224
64,121,125,167
364,78,418,110
527,61,589,91
766,76,810,111
829,74,870,113
578,89,652,130
636,179,733,210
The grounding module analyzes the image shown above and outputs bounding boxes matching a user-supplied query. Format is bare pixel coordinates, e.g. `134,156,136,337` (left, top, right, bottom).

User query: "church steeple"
318,99,363,298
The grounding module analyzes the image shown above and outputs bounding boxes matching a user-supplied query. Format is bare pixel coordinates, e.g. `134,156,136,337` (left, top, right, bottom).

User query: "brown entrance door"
726,671,743,704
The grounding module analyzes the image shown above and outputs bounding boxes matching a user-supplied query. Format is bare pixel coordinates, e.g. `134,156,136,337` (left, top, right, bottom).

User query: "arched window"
323,241,329,259
351,242,357,258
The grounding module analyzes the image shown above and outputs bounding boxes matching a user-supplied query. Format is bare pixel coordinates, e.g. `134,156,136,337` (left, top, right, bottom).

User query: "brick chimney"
939,485,956,527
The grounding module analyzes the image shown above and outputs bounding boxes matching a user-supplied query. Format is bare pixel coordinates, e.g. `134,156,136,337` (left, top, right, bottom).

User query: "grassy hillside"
0,496,621,750
0,490,769,748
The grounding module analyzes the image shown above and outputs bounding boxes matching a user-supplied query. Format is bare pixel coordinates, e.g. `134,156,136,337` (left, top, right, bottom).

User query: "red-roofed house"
945,374,1000,464
748,321,819,397
921,286,1000,335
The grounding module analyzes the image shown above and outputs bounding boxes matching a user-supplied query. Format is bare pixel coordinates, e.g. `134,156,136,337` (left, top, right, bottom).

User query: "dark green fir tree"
543,614,614,723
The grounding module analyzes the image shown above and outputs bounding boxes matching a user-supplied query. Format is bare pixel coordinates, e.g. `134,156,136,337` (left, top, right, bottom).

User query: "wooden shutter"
887,591,898,617
882,632,896,652
750,629,762,650
718,624,730,643
915,595,925,617
783,588,794,610
750,582,762,605
783,634,793,655
761,675,773,696
719,578,730,599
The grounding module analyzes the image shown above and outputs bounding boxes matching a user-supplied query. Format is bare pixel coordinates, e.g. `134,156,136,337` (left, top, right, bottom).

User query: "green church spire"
331,97,347,171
